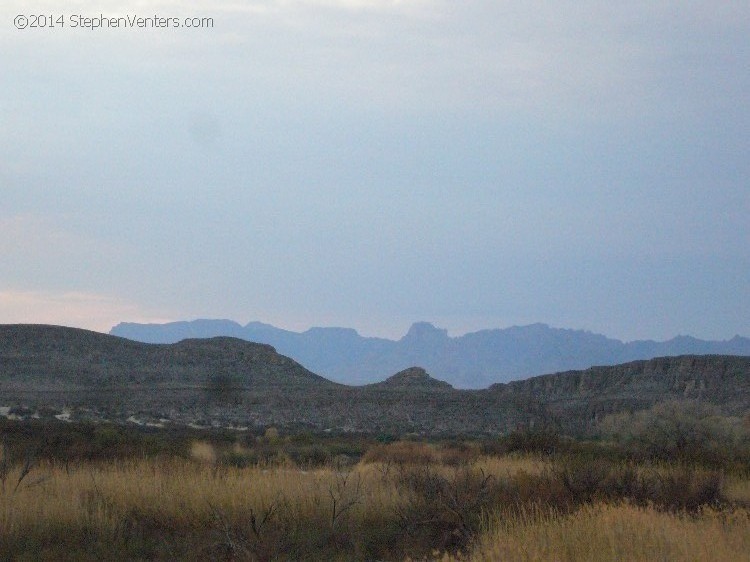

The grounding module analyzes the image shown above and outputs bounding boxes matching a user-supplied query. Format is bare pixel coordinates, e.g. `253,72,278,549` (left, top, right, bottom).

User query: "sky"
1,1,748,341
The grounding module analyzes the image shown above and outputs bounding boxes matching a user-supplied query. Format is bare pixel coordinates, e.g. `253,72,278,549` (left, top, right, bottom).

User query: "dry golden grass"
189,440,218,464
1,448,748,560
726,475,750,505
0,456,405,560
0,450,548,557
1,454,541,526
361,440,548,482
2,459,347,523
472,454,549,477
446,503,750,562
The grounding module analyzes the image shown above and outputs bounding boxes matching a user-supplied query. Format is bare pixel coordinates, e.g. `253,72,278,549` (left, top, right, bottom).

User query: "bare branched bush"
395,464,496,554
204,498,283,562
554,456,725,512
0,440,39,495
329,471,362,528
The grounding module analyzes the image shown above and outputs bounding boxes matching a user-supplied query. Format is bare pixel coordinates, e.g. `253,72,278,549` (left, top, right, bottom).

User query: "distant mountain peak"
304,326,361,337
244,321,277,330
402,322,449,341
109,319,750,388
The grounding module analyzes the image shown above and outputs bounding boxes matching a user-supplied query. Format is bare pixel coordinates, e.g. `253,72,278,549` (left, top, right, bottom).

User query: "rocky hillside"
2,325,750,436
493,355,750,433
110,319,750,388
0,324,335,391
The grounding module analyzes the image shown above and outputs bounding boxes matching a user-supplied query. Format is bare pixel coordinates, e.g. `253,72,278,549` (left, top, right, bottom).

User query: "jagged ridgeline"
1,324,750,435
110,319,750,388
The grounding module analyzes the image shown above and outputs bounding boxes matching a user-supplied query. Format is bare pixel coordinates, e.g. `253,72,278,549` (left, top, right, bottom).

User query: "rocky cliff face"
499,355,750,404
491,355,750,433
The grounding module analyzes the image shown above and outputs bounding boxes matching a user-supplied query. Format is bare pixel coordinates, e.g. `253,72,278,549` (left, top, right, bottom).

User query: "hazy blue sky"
1,1,748,341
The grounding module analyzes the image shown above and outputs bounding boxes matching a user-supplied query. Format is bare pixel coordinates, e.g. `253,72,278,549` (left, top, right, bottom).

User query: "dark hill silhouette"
0,324,334,391
110,319,750,388
370,367,454,390
2,325,750,435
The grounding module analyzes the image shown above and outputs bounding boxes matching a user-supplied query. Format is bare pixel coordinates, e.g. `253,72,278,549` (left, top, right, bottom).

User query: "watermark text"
14,14,214,31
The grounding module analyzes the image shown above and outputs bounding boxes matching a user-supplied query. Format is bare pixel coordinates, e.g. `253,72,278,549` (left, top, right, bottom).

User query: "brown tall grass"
0,437,747,560
0,457,405,560
449,503,750,562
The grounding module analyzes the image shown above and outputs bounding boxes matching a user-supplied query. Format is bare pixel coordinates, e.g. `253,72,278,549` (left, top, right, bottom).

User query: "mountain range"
2,324,750,436
110,320,750,388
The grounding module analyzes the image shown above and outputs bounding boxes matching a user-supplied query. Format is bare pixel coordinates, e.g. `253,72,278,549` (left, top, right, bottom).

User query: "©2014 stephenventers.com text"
13,14,214,30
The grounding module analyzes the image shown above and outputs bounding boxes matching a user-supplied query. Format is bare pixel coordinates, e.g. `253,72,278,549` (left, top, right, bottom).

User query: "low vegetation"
0,405,749,560
449,503,750,562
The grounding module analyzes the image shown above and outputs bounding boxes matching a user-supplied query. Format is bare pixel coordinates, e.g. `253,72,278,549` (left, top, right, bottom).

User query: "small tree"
598,401,747,465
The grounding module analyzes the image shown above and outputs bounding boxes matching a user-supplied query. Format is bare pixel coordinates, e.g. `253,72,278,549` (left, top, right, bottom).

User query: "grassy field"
0,420,749,560
447,503,750,562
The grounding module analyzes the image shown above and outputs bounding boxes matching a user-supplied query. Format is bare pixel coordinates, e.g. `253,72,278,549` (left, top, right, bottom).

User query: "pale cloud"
0,213,106,259
283,0,428,12
0,290,171,333
3,0,743,119
1,0,426,15
0,214,67,253
0,213,138,300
